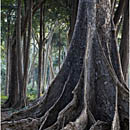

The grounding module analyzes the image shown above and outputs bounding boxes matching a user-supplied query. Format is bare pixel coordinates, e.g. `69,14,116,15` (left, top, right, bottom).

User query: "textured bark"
110,21,125,84
119,0,129,82
97,0,127,88
68,0,79,44
89,121,110,130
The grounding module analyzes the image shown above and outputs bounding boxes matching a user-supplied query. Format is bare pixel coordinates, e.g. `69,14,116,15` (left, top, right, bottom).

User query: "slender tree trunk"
38,4,44,98
23,32,27,70
48,45,54,84
5,13,11,96
3,40,19,108
31,45,37,89
2,20,20,108
16,0,25,108
49,55,55,82
43,26,55,92
58,32,61,71
23,0,33,105
29,47,38,81
23,0,27,71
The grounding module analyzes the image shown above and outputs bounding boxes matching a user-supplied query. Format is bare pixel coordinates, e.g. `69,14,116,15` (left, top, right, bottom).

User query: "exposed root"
88,109,96,124
111,111,120,130
2,118,40,130
3,102,40,121
111,86,120,130
39,70,84,130
74,108,88,129
89,120,110,130
62,122,77,130
61,108,88,130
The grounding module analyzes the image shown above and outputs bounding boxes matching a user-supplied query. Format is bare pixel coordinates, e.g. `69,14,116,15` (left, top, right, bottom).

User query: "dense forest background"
1,0,129,129
1,0,72,103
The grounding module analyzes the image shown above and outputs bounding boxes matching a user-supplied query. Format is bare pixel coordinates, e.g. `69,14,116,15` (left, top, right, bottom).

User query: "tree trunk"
58,32,61,71
23,0,33,104
23,0,27,71
5,13,11,96
2,20,20,108
42,25,55,91
68,0,79,44
16,0,24,108
2,0,129,130
38,3,44,98
3,40,19,108
49,54,55,82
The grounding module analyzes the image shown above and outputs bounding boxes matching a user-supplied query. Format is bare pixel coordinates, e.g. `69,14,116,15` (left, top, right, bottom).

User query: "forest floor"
1,98,36,121
1,111,11,121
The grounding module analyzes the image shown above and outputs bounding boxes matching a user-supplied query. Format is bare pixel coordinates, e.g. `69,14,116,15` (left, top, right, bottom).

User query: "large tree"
2,0,129,130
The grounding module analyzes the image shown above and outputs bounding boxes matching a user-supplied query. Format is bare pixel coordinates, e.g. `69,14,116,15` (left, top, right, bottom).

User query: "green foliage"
1,95,8,104
1,0,70,100
27,83,37,100
1,95,8,100
1,42,6,93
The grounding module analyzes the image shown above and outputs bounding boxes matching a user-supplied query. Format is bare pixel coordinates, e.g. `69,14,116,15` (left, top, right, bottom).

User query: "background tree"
1,0,69,107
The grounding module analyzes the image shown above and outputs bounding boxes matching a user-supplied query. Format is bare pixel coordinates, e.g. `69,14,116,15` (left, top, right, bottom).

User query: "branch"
33,0,45,15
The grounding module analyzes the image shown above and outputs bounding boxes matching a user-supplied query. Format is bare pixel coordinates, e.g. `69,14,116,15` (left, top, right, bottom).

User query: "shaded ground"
2,110,12,121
